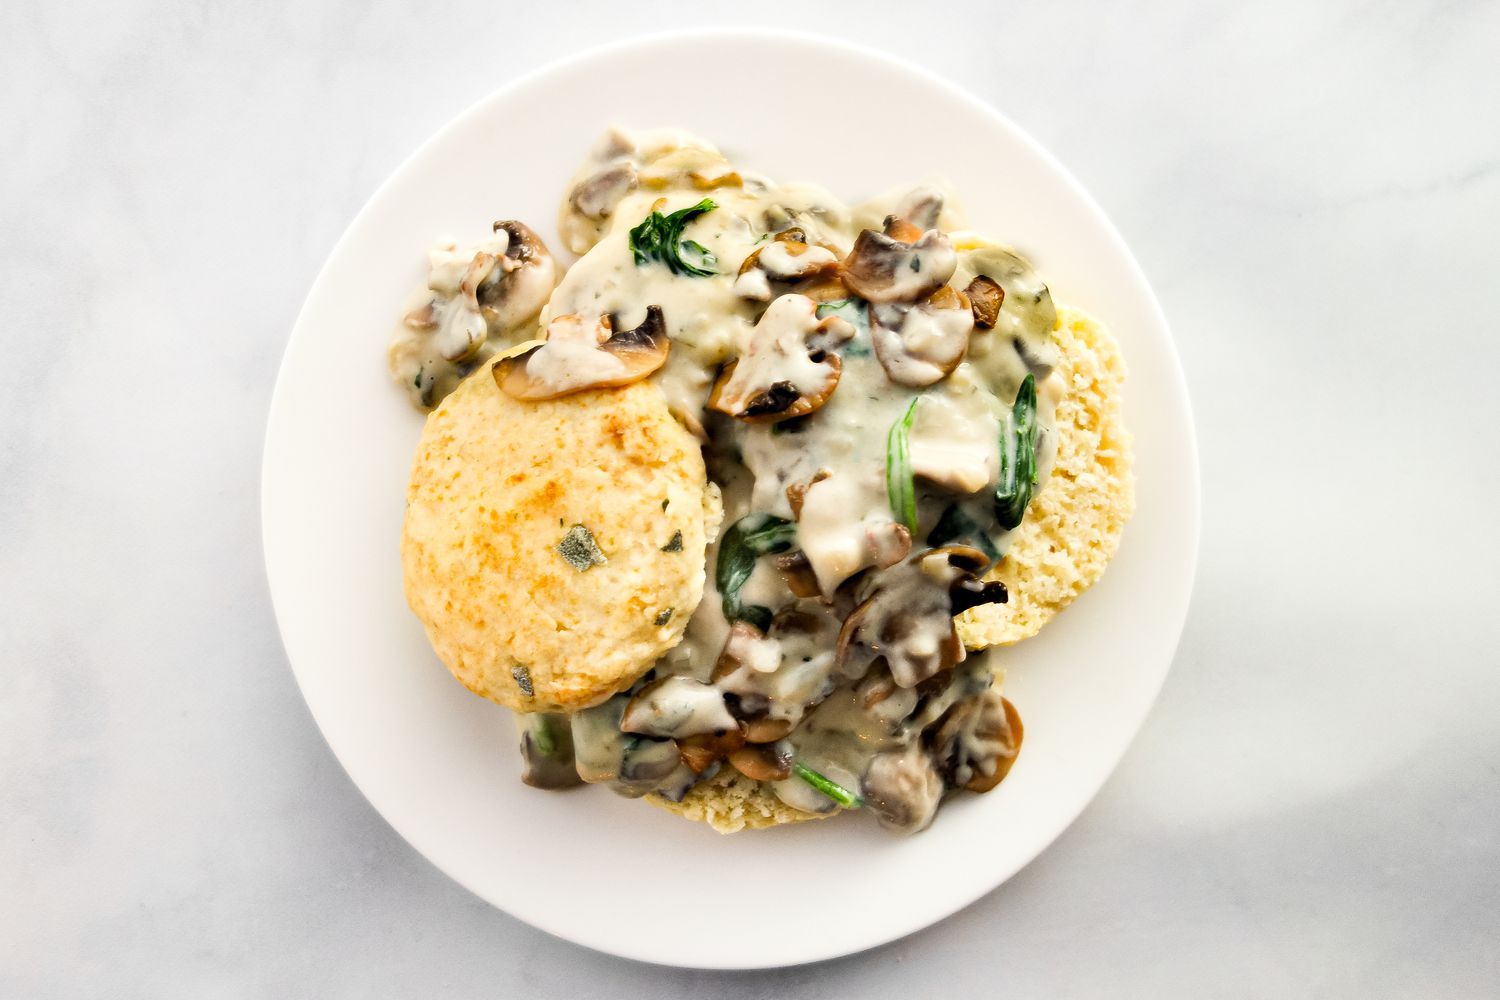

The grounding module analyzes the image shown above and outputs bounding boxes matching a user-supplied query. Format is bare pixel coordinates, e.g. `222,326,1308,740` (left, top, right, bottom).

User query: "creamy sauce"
404,129,1057,833
388,224,558,408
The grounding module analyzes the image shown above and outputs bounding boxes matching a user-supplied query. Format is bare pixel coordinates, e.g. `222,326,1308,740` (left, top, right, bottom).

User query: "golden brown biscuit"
402,357,714,712
956,305,1135,648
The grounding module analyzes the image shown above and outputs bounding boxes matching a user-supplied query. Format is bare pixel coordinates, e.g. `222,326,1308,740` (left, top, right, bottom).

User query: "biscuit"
402,359,714,712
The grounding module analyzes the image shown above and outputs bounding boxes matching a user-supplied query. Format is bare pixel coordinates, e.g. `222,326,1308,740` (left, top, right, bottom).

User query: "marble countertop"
4,1,1497,996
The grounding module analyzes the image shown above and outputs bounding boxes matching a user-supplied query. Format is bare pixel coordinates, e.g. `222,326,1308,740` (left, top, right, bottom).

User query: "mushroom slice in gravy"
708,294,842,422
836,546,1006,689
931,687,1023,793
621,676,737,740
570,161,638,220
734,228,842,301
481,221,559,334
727,740,795,781
870,284,975,387
388,223,560,409
863,746,944,834
964,274,1004,329
841,227,957,304
495,306,669,399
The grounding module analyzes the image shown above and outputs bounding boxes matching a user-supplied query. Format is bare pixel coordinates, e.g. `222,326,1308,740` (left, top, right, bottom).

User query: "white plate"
262,29,1199,969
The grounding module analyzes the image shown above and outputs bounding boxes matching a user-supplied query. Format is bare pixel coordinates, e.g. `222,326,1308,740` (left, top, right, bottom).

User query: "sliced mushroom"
870,285,974,387
773,550,822,599
495,307,670,400
837,593,963,690
863,746,944,834
796,272,855,304
957,246,1060,380
411,250,498,363
639,146,742,190
882,215,923,243
841,228,956,303
929,688,1022,793
712,620,781,681
734,228,842,300
479,221,558,335
727,740,794,782
708,294,841,423
923,544,1006,609
964,695,1024,792
678,730,746,774
621,676,738,739
716,605,843,723
518,712,583,789
741,716,795,743
615,736,682,796
785,469,831,520
569,162,638,219
836,546,1008,689
570,694,678,795
964,275,1005,329
653,761,713,803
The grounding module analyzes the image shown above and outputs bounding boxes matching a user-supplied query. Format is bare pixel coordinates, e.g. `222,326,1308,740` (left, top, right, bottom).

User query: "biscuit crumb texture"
956,305,1135,649
402,359,713,712
647,768,828,833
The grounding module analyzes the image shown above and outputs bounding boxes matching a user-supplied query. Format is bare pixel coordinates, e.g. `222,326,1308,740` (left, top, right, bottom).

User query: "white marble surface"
3,1,1498,995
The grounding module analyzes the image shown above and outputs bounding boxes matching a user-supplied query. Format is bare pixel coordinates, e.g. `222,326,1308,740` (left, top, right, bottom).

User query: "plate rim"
261,25,1201,969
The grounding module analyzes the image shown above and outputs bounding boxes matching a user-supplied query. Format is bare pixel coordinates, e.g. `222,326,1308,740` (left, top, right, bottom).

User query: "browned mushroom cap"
740,716,794,743
678,729,747,773
841,228,956,304
962,695,1023,793
727,741,794,782
870,285,975,387
926,544,1008,612
708,294,841,423
495,307,670,400
964,275,1005,329
617,738,682,790
882,215,923,243
734,228,842,301
796,272,855,304
479,221,558,334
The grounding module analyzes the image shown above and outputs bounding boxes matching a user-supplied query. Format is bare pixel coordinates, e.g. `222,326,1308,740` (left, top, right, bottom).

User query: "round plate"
262,29,1199,969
